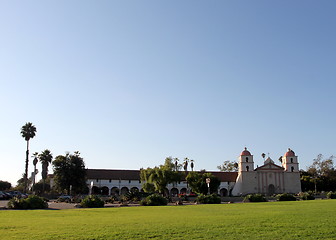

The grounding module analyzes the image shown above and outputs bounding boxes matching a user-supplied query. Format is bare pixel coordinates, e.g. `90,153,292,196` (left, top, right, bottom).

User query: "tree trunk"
32,165,36,193
24,140,29,194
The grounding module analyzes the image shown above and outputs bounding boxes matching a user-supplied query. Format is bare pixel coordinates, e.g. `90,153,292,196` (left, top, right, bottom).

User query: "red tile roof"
86,169,238,182
87,169,141,180
208,171,238,182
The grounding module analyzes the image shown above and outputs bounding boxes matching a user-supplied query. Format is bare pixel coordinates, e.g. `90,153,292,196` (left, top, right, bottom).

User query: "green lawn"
1,200,336,239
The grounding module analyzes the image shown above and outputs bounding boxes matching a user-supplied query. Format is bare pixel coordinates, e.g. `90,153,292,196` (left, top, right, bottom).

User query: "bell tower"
282,148,299,172
238,147,254,172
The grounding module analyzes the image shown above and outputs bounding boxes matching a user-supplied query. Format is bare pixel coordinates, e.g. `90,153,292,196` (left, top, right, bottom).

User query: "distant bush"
276,193,297,201
80,195,104,208
299,192,315,200
140,194,168,206
123,189,143,202
71,196,83,203
56,197,71,203
327,191,336,199
244,194,267,202
178,193,198,202
196,194,221,204
105,196,118,204
7,195,48,209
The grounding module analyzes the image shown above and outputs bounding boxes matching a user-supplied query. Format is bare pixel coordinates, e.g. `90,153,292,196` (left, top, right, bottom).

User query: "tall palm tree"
183,157,189,172
39,149,53,192
190,160,194,171
174,158,179,171
21,122,37,193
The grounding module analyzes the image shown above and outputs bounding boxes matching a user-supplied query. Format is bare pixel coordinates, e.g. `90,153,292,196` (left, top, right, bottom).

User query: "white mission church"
50,148,301,196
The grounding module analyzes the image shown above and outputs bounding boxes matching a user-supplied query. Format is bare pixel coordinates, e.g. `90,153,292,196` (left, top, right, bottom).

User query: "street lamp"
206,178,211,195
90,181,93,195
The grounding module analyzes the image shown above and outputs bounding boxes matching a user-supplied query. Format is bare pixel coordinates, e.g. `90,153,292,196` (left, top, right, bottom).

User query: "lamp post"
206,178,211,195
90,181,93,195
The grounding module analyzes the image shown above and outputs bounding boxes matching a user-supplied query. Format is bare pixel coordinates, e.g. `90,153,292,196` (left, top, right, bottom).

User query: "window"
129,180,131,183
109,179,111,183
291,166,294,172
246,157,249,162
290,158,293,163
246,166,249,171
96,179,99,182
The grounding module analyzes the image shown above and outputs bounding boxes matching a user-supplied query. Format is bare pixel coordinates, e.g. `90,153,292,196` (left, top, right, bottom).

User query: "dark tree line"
19,123,87,194
301,154,336,192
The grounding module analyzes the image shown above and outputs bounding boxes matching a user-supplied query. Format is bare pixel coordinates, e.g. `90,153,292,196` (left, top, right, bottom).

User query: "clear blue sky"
1,1,335,185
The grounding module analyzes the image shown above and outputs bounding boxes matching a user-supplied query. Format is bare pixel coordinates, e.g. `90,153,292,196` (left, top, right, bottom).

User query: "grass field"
1,200,336,239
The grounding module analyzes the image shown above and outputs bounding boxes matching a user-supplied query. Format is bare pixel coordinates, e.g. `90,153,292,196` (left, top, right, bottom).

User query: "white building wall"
283,172,301,193
87,179,235,196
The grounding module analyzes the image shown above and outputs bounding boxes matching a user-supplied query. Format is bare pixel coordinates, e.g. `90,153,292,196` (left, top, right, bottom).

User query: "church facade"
231,148,301,196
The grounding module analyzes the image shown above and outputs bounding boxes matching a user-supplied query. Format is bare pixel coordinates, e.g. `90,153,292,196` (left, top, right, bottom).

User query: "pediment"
255,162,284,171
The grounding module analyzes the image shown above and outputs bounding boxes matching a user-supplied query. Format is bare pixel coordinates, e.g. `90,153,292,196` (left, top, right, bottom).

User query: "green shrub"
56,197,71,203
7,195,48,209
71,196,83,203
244,194,267,202
124,189,142,202
327,191,336,199
105,196,118,204
80,195,104,208
276,193,296,201
299,192,315,200
140,194,168,206
196,194,221,204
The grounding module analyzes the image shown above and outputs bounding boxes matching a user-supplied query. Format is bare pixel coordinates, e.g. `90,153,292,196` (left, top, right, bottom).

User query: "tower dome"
240,147,251,156
284,148,295,157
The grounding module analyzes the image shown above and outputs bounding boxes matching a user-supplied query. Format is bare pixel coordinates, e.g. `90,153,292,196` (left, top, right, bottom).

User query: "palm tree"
21,122,37,193
183,157,189,172
190,160,194,171
39,149,53,192
32,152,39,192
174,158,179,171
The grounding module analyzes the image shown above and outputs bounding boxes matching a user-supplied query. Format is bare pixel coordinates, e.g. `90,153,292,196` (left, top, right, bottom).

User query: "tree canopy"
39,149,53,179
52,151,87,194
217,160,238,172
0,180,11,190
140,157,182,195
39,149,53,192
